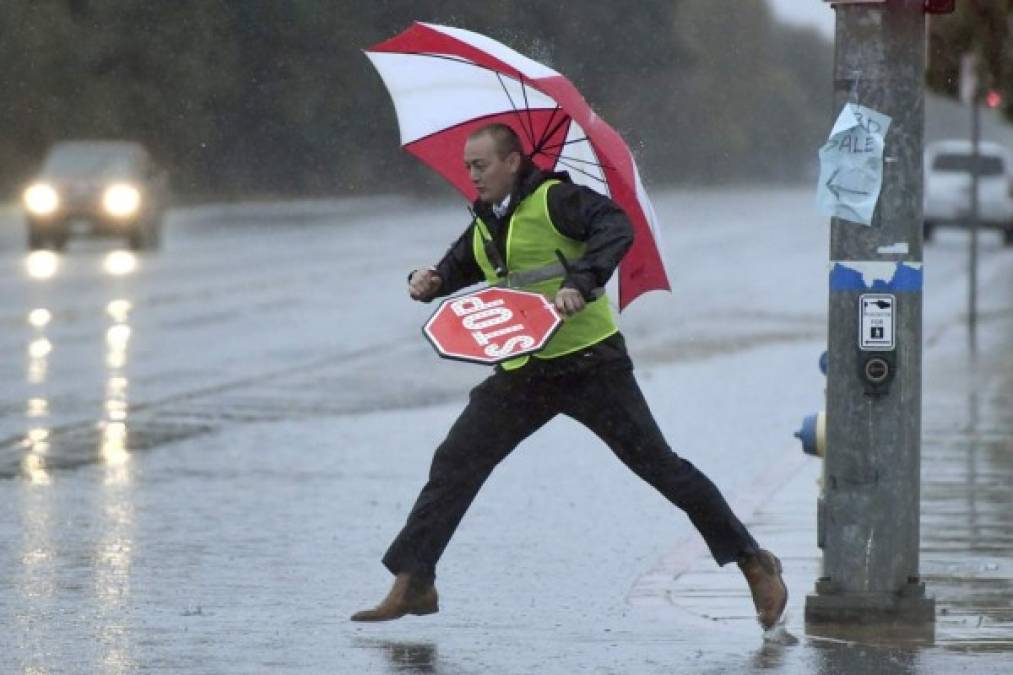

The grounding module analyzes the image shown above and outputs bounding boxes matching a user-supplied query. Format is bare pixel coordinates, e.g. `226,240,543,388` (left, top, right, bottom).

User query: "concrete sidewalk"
631,289,1013,671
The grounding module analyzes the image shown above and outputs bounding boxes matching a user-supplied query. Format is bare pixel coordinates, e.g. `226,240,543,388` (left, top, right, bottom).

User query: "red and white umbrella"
365,22,670,310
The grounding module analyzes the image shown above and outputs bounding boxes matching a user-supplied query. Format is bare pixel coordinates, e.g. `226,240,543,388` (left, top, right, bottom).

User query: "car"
22,140,168,251
923,139,1013,246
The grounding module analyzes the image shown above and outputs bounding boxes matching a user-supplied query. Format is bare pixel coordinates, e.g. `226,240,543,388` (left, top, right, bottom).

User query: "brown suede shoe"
738,549,787,630
350,573,439,622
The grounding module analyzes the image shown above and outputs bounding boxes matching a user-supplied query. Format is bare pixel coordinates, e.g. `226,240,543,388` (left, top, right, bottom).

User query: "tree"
0,0,836,199
0,0,239,196
926,1,1012,120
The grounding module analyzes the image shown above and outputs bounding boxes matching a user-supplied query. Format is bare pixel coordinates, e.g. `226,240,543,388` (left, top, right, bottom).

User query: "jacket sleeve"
421,222,484,300
546,183,634,300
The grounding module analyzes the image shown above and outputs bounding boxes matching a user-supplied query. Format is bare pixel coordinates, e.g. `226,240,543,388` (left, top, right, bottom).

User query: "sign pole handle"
554,249,572,276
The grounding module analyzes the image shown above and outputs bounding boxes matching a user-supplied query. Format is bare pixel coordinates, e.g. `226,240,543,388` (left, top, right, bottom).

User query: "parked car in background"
22,140,168,251
923,139,1013,246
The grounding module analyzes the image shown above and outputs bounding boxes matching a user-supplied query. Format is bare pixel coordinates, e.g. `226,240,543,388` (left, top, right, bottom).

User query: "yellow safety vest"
472,179,618,370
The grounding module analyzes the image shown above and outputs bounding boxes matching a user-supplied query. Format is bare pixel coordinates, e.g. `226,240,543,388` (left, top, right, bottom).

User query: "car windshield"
41,143,141,178
933,153,1005,176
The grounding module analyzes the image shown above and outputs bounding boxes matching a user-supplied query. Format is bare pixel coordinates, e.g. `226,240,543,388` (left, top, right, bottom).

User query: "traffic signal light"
986,89,1003,109
924,0,956,12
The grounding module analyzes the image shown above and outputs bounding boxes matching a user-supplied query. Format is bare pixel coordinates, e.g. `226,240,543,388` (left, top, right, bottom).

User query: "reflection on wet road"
354,639,441,674
922,354,1013,651
12,249,141,672
23,280,53,485
16,250,140,482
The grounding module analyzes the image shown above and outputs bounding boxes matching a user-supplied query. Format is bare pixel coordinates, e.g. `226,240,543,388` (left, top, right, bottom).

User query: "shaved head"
468,123,524,160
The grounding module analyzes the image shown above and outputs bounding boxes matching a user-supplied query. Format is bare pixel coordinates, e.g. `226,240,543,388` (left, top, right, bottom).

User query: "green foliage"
0,0,239,194
0,0,832,199
926,1,1012,120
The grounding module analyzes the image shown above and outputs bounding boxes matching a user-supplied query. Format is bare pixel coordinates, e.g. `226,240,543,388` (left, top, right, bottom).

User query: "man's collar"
491,194,512,218
472,162,573,220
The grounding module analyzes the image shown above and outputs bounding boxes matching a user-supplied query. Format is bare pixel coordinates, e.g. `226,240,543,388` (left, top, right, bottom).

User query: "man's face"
464,134,521,205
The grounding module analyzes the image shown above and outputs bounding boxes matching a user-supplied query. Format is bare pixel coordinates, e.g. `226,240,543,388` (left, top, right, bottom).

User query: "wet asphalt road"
0,189,1010,673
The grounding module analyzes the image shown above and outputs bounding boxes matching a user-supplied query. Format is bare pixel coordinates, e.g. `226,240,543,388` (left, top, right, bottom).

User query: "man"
351,123,787,629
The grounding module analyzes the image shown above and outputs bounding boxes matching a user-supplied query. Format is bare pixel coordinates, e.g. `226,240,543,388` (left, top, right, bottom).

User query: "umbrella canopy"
365,22,670,310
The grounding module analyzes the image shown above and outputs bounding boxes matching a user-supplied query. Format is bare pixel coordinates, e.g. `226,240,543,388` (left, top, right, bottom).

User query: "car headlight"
103,184,142,218
23,183,60,216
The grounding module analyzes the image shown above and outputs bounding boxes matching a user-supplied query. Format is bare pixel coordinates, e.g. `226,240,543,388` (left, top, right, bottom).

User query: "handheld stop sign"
423,287,563,364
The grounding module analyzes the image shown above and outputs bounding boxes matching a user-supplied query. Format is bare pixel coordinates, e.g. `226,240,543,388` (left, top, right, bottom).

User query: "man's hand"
409,268,442,301
554,287,586,317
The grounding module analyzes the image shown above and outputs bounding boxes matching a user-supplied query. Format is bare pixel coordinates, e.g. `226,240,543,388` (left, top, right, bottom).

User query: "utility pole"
806,0,935,626
960,51,981,352
968,61,976,352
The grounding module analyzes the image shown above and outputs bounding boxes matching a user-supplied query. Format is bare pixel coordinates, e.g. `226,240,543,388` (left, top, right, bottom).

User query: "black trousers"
382,353,759,581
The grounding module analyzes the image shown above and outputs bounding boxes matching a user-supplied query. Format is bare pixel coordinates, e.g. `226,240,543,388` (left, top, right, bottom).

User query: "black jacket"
428,163,634,302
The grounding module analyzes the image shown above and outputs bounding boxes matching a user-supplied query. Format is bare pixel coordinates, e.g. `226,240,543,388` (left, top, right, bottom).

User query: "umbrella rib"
531,105,562,155
531,114,571,158
537,136,591,153
406,52,484,67
553,158,609,184
519,74,536,152
495,72,535,148
538,145,607,168
540,150,613,171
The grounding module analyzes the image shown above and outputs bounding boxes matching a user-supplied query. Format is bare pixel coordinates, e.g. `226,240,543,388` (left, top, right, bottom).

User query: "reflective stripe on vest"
472,179,618,370
489,261,604,299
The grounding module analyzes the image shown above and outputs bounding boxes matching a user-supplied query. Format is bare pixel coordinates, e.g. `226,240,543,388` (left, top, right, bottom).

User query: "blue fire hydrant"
795,351,828,457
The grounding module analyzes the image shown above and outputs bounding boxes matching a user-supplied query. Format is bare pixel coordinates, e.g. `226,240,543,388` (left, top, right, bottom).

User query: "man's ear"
507,151,522,173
